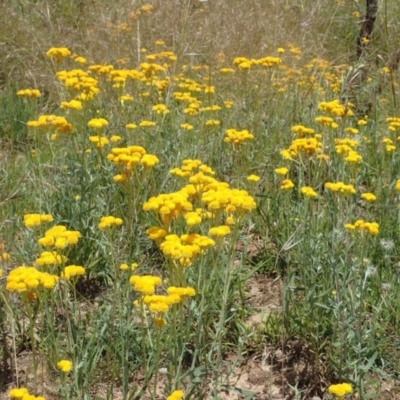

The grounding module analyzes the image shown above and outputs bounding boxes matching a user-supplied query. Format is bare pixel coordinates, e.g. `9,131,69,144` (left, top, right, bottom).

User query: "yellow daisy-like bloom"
361,192,377,202
395,179,400,191
275,167,289,176
280,179,294,190
167,390,184,400
328,383,352,399
46,47,71,61
209,225,231,237
62,265,85,279
301,186,318,198
247,174,260,182
9,387,29,399
57,359,73,373
17,89,41,98
98,216,123,229
24,213,53,228
87,118,109,129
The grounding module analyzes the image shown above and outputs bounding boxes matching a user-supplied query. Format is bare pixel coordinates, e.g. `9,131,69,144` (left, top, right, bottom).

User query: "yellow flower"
87,118,109,129
9,387,29,399
247,174,260,182
328,383,352,399
209,225,231,237
167,390,184,400
280,179,294,190
301,186,318,198
62,265,85,279
57,360,73,373
46,47,71,61
98,216,123,229
361,192,377,202
274,167,289,176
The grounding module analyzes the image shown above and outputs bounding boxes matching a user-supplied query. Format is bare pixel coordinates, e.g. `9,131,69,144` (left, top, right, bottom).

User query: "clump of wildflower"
152,104,170,115
38,225,81,248
24,213,53,228
280,179,294,190
60,100,83,110
291,125,315,137
36,251,67,266
27,115,73,134
301,186,318,198
318,99,353,117
61,265,85,279
328,383,352,399
224,128,254,145
361,192,377,202
46,47,71,61
281,137,323,159
325,182,356,195
247,174,260,182
57,360,73,373
130,275,162,295
167,390,184,400
88,118,109,129
345,220,379,235
98,216,123,229
107,145,159,181
6,266,59,293
209,225,231,237
89,135,109,148
275,167,289,176
17,89,41,98
8,387,45,399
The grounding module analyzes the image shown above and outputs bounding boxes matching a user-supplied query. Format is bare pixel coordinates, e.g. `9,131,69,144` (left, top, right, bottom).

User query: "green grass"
2,1,400,399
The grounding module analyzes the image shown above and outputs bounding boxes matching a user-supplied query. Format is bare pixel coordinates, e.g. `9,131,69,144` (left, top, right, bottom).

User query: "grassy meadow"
2,0,400,399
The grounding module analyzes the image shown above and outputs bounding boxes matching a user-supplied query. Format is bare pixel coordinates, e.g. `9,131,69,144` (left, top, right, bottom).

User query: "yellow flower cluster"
23,213,53,228
152,103,170,114
361,192,377,202
38,225,81,248
209,225,231,237
17,89,41,98
167,286,196,299
60,99,83,110
88,118,109,129
98,216,123,229
224,128,254,145
46,47,71,60
27,114,73,135
61,265,85,279
334,138,362,164
159,234,215,266
57,69,99,100
301,186,318,198
345,220,379,235
36,251,67,266
280,179,294,190
57,359,73,373
9,387,46,400
291,125,314,137
89,135,109,148
315,116,338,129
143,293,181,313
130,275,162,295
107,145,160,182
281,137,323,159
328,383,352,399
144,160,256,266
167,390,184,400
387,117,400,132
233,55,281,69
6,266,59,292
325,182,356,194
318,99,353,117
